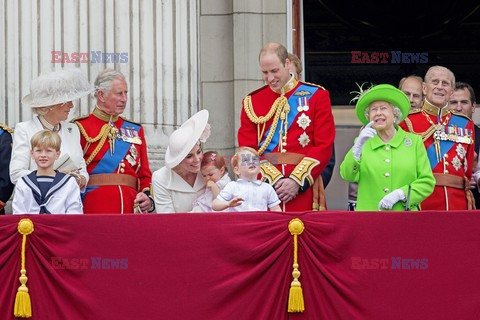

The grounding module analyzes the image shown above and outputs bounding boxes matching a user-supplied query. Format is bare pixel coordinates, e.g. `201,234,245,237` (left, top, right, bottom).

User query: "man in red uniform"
74,69,153,214
238,43,335,211
399,66,475,210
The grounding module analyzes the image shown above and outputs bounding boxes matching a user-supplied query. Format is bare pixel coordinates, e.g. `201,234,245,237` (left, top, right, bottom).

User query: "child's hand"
228,197,243,208
206,180,216,188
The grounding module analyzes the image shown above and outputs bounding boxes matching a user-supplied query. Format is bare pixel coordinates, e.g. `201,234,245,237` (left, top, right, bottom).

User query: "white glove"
378,189,406,211
352,121,377,160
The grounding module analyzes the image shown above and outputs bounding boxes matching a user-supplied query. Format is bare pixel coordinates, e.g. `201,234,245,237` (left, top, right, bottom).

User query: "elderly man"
238,42,335,211
74,69,153,214
399,75,424,113
399,66,475,210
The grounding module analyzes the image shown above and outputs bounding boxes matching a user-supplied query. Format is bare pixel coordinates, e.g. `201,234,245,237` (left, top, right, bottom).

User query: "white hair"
94,69,126,98
365,103,403,125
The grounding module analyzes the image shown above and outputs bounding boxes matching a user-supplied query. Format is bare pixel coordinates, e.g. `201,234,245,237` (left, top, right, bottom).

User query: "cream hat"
165,110,210,169
22,68,94,107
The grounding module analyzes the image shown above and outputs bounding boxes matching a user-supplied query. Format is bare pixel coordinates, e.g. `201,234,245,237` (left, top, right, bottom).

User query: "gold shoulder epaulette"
0,123,13,133
451,111,473,121
120,116,142,126
71,114,90,123
408,109,422,114
301,81,326,90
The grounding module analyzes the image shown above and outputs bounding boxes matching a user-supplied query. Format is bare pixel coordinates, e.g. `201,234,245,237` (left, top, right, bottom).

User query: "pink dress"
190,173,231,212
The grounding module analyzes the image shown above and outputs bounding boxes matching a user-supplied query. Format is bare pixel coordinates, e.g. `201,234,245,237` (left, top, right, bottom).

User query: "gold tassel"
14,218,34,318
288,218,305,313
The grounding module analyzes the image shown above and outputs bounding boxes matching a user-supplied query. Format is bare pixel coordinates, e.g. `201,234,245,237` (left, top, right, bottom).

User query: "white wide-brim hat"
165,109,209,169
22,68,94,107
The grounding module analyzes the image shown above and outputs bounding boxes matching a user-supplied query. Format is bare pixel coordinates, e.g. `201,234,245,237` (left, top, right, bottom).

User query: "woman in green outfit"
340,84,435,211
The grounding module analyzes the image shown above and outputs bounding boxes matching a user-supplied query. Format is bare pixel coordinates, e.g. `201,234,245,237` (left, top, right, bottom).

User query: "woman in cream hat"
10,68,93,190
152,110,211,212
340,84,435,211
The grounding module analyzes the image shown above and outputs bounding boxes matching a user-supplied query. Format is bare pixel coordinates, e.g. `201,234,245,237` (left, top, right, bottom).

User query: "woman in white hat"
10,68,93,190
152,110,210,212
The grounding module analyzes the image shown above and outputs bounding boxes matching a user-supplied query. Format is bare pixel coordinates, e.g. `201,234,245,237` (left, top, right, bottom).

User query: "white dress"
10,117,89,191
152,166,206,213
191,173,231,212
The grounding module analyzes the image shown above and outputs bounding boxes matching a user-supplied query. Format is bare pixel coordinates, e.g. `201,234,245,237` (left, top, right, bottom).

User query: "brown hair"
31,129,61,151
201,150,228,173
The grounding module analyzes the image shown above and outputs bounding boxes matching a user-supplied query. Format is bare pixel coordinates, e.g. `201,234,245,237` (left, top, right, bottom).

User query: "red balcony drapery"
1,211,479,320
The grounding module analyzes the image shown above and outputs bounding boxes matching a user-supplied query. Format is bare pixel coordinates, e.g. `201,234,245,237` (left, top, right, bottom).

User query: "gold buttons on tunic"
385,147,390,151
385,173,390,177
385,159,390,163
120,168,125,173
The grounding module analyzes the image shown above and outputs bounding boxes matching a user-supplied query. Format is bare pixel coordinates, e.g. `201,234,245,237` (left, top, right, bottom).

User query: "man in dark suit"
0,123,14,214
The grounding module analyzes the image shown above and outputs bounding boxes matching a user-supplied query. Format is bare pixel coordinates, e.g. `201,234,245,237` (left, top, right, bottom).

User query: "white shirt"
10,117,89,191
191,173,231,212
152,166,206,213
12,175,83,214
217,179,281,212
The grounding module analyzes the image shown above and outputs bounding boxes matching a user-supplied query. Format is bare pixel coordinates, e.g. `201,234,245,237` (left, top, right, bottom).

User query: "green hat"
355,84,410,125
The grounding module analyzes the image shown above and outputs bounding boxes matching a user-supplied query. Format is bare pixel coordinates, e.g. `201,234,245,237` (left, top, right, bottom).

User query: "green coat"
340,127,435,211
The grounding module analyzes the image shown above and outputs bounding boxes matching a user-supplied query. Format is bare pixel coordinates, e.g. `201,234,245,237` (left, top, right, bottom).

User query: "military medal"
297,113,311,130
121,127,142,145
298,132,310,148
296,97,309,112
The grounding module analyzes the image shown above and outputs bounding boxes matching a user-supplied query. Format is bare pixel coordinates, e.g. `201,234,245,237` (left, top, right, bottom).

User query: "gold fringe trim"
14,218,34,318
288,218,305,313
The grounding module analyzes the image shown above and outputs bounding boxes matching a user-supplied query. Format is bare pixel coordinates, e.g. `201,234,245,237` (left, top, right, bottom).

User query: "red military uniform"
399,100,475,210
238,76,335,211
74,107,152,214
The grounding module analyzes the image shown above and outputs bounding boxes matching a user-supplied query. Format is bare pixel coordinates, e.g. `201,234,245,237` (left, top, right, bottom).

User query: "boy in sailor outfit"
12,130,83,214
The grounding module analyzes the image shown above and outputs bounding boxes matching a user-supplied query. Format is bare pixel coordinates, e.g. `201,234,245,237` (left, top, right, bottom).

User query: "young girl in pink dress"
190,151,231,212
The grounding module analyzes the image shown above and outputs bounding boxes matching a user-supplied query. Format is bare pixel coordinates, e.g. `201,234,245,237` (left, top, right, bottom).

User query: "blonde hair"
31,129,61,151
231,146,259,168
201,150,228,173
31,106,51,116
288,53,302,76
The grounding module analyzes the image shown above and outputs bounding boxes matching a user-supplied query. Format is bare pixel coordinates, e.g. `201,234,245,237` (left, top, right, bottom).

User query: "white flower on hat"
199,123,211,144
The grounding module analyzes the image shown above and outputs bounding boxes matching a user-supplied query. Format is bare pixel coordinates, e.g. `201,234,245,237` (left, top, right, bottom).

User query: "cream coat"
152,166,206,213
10,117,89,190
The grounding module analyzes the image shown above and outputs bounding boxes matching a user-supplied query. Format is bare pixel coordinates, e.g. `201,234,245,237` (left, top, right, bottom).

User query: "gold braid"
74,122,112,165
243,95,288,156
